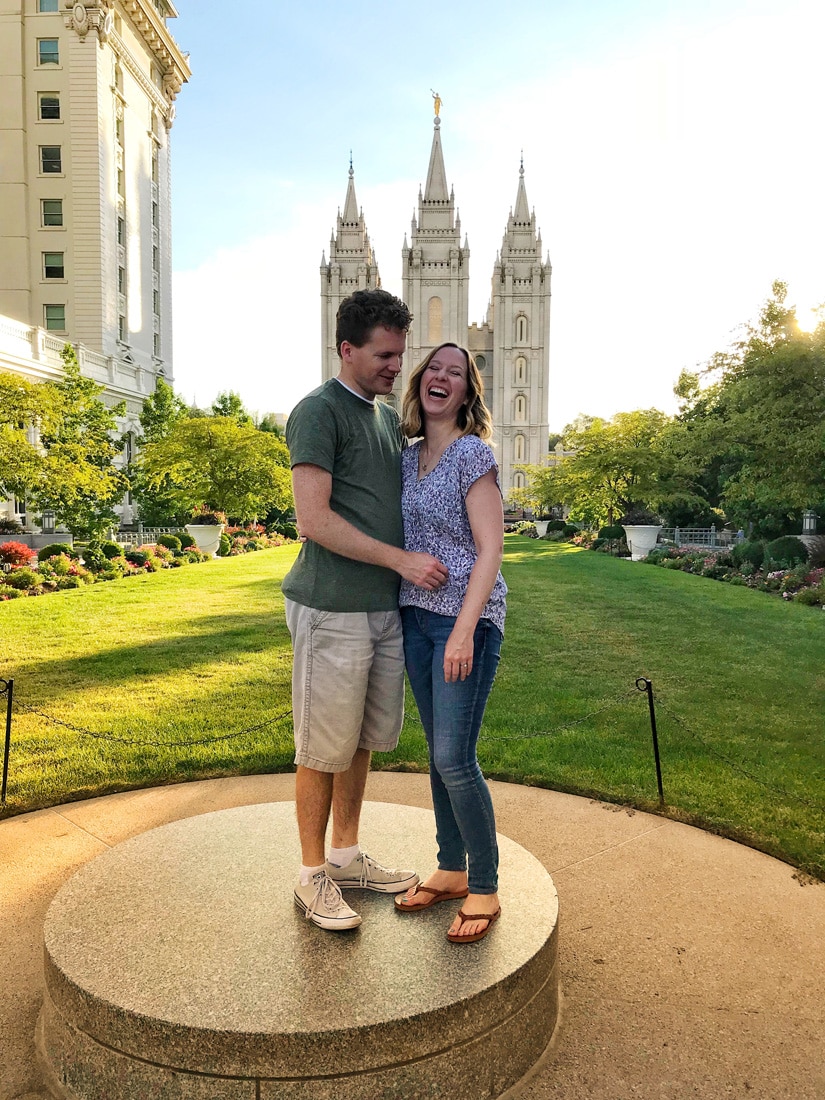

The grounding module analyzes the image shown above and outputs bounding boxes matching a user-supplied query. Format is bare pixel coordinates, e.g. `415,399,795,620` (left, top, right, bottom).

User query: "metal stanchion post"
636,677,664,806
1,678,13,805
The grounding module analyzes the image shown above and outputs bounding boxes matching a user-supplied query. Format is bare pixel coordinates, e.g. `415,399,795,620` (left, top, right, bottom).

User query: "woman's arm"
443,468,504,681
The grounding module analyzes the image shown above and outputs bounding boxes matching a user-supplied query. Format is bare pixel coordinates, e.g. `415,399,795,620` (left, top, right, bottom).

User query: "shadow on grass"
5,610,293,707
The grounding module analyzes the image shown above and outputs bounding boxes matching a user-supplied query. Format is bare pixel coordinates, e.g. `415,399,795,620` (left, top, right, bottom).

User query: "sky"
168,0,824,432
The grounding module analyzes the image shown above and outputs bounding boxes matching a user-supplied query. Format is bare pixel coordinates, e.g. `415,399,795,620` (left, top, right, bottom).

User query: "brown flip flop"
446,906,501,944
394,884,469,912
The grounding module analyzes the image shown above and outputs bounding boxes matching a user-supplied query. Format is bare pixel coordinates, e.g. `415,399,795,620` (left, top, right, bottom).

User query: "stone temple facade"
320,115,552,496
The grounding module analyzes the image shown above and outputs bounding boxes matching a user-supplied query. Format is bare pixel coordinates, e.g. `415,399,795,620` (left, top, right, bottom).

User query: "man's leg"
330,747,371,848
295,765,334,866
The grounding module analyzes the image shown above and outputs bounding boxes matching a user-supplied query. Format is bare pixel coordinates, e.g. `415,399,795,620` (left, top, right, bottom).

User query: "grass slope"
1,538,823,877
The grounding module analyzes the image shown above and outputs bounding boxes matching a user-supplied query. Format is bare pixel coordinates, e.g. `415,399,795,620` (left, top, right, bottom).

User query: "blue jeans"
401,606,502,894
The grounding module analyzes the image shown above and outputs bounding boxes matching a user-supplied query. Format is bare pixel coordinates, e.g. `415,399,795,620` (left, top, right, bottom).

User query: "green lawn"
1,538,823,878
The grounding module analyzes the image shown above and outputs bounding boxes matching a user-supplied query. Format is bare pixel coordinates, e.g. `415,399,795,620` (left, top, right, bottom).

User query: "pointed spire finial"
520,150,524,177
349,150,353,178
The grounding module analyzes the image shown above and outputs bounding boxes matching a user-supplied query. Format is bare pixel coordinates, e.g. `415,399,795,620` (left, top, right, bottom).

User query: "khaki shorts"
284,599,404,773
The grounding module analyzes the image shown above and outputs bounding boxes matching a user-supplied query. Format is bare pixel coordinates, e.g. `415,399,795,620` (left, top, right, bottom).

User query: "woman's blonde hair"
401,343,493,441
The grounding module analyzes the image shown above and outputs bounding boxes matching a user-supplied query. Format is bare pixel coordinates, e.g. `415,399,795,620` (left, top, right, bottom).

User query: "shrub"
562,523,579,537
37,542,77,562
101,540,123,559
765,536,809,569
0,587,25,599
0,541,36,566
56,576,84,590
37,553,73,578
156,534,182,552
218,532,232,556
0,517,24,535
5,567,40,590
545,519,567,532
598,525,625,540
125,549,151,568
274,522,298,540
189,510,226,526
795,586,825,606
731,539,765,569
176,530,196,549
620,507,660,525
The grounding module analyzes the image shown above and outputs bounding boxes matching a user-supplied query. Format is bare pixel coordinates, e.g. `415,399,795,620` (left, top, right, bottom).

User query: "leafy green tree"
129,379,190,525
33,346,128,537
211,390,252,426
0,372,54,499
139,377,187,443
257,412,285,436
134,416,292,522
668,282,825,533
521,409,701,528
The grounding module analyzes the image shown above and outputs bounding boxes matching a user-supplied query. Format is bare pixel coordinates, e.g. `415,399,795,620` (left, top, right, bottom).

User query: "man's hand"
398,551,448,591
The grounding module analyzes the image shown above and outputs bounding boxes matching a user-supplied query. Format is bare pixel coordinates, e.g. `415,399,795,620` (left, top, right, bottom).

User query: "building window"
428,296,443,344
515,356,527,383
153,289,160,314
38,93,60,119
117,168,125,196
515,395,527,422
153,332,161,357
118,266,126,293
152,201,159,228
118,315,127,342
38,0,59,10
117,216,125,244
41,199,63,226
43,251,64,279
37,39,59,65
115,114,124,145
516,314,528,343
40,145,61,173
115,63,124,93
152,151,159,183
152,245,160,272
475,354,486,370
513,471,526,490
44,304,65,330
514,434,526,462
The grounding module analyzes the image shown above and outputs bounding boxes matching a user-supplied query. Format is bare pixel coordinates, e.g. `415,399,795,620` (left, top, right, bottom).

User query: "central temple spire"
423,117,449,202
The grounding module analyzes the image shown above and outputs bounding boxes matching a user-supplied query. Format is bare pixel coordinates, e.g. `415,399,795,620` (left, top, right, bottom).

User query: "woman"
394,342,507,944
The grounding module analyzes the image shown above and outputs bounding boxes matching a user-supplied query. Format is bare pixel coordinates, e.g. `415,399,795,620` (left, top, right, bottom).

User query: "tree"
0,372,54,499
257,412,285,436
128,379,191,525
138,377,187,443
521,409,701,528
134,416,292,522
32,346,128,537
668,282,825,533
211,390,252,426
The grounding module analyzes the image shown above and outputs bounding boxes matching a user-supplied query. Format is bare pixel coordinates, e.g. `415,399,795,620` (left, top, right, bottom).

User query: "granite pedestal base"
38,801,559,1098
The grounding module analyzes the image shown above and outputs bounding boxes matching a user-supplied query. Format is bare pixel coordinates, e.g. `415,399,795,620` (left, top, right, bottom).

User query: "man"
283,288,447,931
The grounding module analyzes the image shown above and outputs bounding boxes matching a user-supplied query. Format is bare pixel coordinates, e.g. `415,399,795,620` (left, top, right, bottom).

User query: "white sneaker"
294,870,362,930
326,851,419,894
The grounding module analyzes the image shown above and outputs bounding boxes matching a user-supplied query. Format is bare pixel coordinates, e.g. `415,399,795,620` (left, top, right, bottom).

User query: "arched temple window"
516,314,528,344
515,356,527,383
514,394,527,422
514,433,526,462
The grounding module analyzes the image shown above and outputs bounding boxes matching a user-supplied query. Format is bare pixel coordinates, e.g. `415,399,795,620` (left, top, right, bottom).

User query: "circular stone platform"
38,801,559,1099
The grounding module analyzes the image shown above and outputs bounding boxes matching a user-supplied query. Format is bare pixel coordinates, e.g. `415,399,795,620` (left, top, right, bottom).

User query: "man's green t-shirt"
282,379,404,612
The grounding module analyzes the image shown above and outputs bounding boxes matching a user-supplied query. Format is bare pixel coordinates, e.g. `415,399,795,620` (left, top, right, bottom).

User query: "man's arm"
292,463,448,590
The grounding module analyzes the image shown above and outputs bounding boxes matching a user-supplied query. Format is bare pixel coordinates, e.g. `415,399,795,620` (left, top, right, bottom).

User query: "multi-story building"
0,0,189,524
320,114,552,495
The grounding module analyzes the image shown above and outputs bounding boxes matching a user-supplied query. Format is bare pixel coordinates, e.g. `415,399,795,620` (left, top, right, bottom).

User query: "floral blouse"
399,434,507,633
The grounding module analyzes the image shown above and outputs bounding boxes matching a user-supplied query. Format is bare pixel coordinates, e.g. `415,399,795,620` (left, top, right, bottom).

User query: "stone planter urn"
534,520,550,537
185,523,224,559
622,525,662,561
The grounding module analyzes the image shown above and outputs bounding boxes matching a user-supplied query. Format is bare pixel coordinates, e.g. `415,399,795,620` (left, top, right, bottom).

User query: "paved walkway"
1,773,823,1100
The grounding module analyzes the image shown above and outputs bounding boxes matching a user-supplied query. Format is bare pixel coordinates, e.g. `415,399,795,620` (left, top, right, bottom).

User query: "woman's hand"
444,627,473,682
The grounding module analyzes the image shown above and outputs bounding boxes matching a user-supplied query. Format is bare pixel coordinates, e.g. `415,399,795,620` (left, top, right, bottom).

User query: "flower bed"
642,547,825,608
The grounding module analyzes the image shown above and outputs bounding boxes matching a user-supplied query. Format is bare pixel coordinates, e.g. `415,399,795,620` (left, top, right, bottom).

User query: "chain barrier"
3,681,822,818
10,697,293,748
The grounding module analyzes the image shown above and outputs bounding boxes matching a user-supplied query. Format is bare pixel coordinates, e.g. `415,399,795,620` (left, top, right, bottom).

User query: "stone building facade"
0,0,189,524
320,116,551,495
